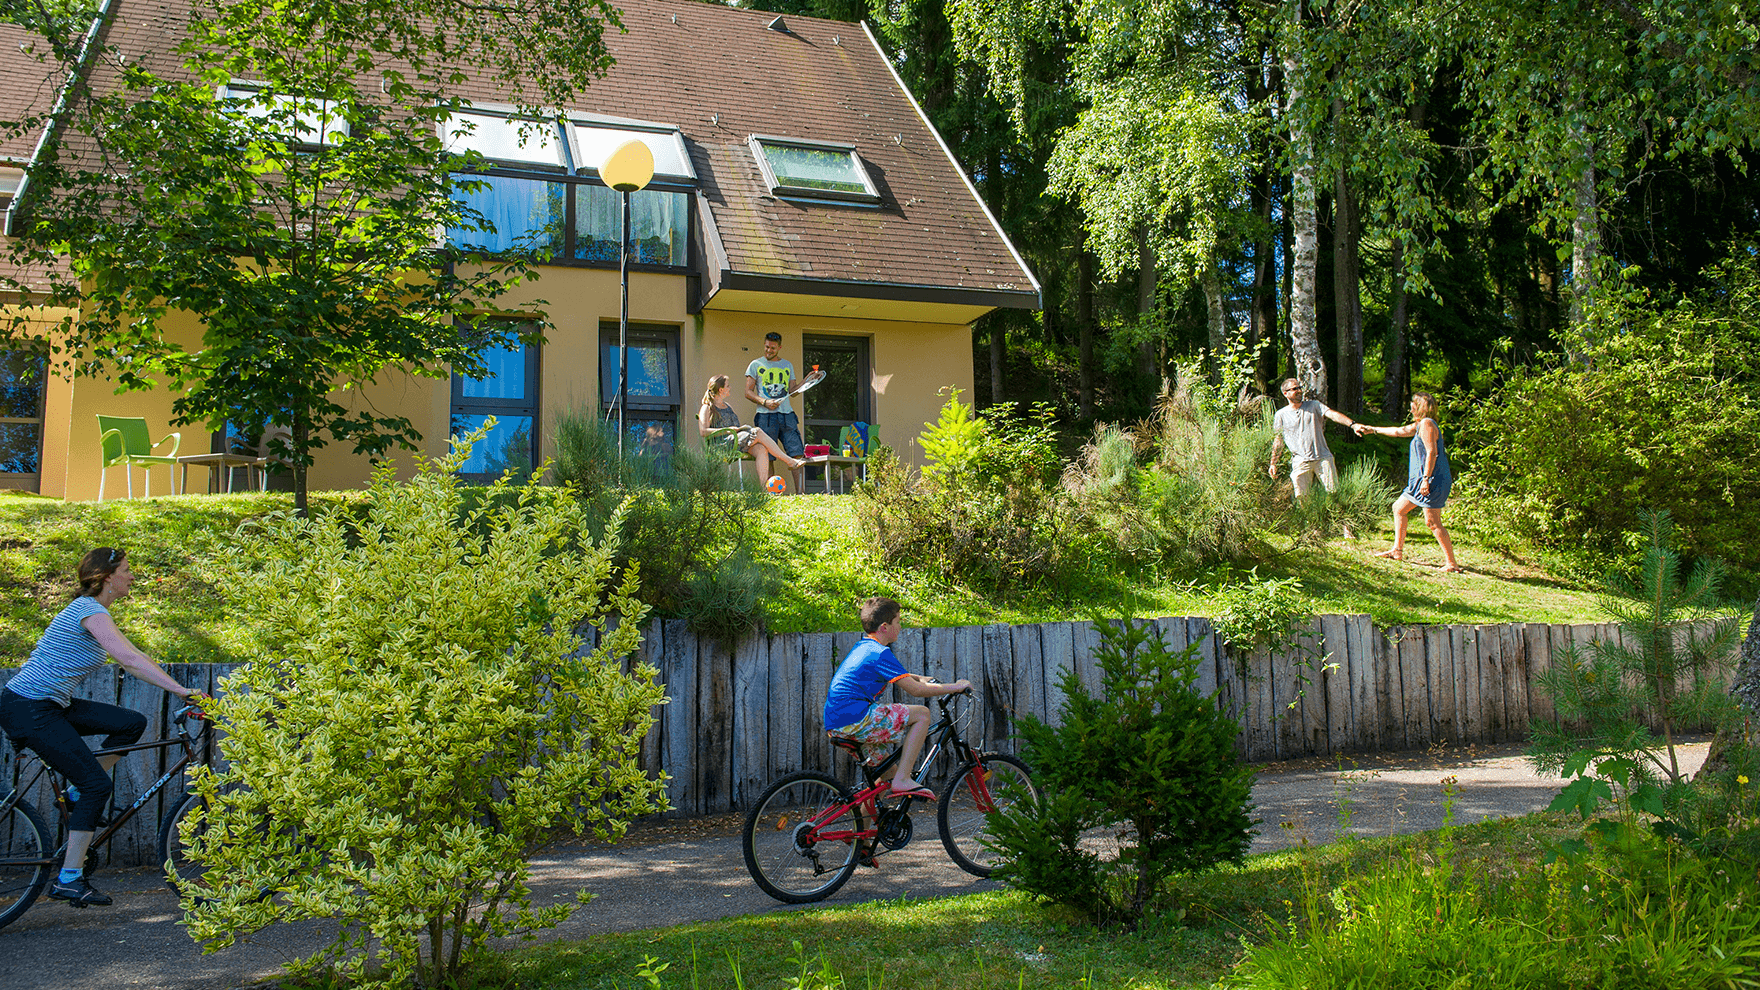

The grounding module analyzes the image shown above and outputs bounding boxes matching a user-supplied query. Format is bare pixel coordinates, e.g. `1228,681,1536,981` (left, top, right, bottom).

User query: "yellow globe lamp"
600,139,654,193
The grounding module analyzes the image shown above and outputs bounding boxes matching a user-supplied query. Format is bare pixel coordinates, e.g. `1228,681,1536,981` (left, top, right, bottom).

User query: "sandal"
888,783,935,801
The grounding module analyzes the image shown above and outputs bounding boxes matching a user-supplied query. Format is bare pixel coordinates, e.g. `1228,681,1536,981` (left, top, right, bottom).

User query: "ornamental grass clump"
179,437,667,988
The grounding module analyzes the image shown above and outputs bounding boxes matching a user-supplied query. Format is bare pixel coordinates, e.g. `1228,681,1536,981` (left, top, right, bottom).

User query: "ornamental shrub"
987,615,1255,927
1452,249,1760,571
182,439,667,988
549,406,779,642
854,390,1081,593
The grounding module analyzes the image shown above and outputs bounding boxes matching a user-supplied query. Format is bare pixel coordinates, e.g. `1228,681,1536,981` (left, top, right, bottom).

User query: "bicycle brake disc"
876,807,913,850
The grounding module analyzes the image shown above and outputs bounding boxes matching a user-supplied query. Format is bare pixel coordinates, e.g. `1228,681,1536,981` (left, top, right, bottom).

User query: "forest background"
733,0,1760,578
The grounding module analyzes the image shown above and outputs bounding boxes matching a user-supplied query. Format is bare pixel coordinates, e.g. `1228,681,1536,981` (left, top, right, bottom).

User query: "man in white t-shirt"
1268,378,1361,497
745,331,804,492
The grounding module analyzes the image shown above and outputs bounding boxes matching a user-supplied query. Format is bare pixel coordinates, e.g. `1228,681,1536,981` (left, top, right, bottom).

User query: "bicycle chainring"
876,807,913,850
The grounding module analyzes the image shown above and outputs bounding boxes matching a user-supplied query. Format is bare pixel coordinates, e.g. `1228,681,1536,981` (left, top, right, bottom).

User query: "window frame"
599,322,683,460
449,324,542,482
748,135,880,204
0,345,48,492
439,111,571,172
217,81,351,147
450,168,695,272
800,333,874,444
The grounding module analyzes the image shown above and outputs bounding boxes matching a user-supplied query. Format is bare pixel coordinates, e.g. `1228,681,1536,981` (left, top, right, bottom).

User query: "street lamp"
600,138,654,460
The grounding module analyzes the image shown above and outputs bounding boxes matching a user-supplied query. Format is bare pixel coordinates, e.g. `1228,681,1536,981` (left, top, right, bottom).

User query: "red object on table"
803,444,832,458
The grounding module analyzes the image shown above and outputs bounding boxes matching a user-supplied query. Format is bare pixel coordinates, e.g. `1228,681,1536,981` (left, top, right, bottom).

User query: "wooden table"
177,452,266,494
798,454,867,494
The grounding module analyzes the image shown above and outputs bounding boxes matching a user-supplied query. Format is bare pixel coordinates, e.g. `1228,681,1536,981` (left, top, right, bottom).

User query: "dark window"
451,327,540,480
801,334,873,447
600,323,681,459
0,348,47,491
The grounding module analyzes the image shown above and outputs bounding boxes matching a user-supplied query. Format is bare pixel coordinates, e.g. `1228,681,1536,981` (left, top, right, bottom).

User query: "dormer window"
441,112,568,171
571,118,694,182
0,166,23,207
218,83,349,146
749,135,878,203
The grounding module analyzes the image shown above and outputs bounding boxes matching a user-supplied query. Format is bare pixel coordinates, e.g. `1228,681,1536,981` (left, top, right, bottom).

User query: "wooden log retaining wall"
2,616,1723,865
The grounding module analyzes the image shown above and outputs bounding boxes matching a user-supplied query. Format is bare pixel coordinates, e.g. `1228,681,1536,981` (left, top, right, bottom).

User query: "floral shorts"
828,702,910,762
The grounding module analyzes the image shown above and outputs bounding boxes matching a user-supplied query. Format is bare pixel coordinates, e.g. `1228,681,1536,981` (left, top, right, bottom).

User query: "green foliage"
1527,509,1743,843
987,615,1255,927
1454,257,1760,570
182,441,666,988
1,0,622,511
1211,570,1312,654
1068,382,1392,573
855,395,1079,594
1226,827,1760,989
548,408,779,644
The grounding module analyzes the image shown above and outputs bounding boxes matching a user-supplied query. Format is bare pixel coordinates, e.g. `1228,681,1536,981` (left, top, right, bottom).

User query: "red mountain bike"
742,690,1035,903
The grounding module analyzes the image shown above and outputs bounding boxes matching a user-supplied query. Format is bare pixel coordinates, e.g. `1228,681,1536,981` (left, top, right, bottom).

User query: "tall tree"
2,0,621,512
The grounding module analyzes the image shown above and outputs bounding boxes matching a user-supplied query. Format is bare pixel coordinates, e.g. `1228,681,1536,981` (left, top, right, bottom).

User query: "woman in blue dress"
1355,392,1462,573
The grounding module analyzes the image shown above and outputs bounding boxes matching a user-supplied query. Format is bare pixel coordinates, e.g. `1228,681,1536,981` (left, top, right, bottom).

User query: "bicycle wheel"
742,771,865,904
0,794,52,931
160,789,286,905
938,753,1035,877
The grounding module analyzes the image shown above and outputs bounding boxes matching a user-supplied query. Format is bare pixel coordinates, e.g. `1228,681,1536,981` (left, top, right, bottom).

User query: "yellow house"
0,0,1038,498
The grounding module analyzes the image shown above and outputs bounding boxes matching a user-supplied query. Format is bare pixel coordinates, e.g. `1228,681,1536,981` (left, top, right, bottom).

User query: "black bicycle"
0,704,216,930
742,690,1036,903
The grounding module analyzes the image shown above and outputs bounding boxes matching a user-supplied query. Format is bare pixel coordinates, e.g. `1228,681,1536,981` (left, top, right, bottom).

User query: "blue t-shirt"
824,637,909,730
11,597,112,706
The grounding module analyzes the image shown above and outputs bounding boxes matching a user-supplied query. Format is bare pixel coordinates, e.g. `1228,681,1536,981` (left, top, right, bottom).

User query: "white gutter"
860,19,1042,304
4,0,118,237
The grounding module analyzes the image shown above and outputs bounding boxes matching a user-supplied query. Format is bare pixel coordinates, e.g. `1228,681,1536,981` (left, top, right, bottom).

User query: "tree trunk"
1285,34,1324,398
291,412,310,517
1078,235,1095,420
1700,595,1760,778
1202,260,1228,384
1331,129,1362,416
1382,233,1411,419
1247,57,1280,395
1568,127,1601,353
1135,225,1158,384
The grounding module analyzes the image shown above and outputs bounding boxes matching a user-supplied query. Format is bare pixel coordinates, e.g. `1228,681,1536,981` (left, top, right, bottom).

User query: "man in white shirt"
1268,378,1361,497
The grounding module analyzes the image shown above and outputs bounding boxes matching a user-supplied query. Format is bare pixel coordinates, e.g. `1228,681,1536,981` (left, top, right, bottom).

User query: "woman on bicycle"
0,547,204,907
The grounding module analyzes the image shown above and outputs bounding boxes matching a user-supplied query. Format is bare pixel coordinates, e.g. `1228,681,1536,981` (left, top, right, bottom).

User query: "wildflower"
1740,775,1750,785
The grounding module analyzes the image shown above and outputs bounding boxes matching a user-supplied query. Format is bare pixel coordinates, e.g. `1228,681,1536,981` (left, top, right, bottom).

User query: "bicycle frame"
812,693,994,853
1,708,209,868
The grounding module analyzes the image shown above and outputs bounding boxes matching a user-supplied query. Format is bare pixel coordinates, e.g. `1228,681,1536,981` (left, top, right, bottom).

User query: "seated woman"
697,374,802,486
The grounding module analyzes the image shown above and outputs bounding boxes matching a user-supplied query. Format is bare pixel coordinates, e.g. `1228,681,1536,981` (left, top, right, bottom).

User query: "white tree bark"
1568,124,1602,344
1284,13,1325,398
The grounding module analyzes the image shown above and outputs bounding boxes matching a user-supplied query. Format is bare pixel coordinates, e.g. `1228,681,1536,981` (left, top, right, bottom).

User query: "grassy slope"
0,489,1601,662
758,495,1603,633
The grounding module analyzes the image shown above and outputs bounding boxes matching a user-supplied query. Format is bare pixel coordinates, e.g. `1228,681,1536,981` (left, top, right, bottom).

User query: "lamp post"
600,138,655,460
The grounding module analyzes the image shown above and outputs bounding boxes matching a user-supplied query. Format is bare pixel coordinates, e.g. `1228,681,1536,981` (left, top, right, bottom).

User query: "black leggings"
0,688,146,831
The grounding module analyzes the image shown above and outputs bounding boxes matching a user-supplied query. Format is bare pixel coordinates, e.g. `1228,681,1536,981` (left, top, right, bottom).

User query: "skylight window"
441,112,568,170
219,83,349,146
571,120,694,182
0,166,23,201
750,136,878,203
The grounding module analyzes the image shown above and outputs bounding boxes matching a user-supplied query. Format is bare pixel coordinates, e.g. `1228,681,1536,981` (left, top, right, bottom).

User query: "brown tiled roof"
0,0,1040,308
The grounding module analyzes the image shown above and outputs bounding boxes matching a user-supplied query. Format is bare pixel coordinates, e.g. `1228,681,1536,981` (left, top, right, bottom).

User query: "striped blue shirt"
10,597,112,707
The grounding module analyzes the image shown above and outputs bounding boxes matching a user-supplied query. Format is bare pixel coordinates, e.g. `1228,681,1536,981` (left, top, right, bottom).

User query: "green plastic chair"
97,415,181,500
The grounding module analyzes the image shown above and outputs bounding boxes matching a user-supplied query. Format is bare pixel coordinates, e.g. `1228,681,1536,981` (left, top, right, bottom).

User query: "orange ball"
766,475,786,494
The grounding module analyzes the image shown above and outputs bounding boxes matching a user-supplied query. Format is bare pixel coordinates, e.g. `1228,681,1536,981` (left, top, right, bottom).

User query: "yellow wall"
31,266,977,500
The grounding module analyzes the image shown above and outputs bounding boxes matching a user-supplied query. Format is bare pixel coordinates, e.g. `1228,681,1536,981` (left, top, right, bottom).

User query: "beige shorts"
1290,455,1339,496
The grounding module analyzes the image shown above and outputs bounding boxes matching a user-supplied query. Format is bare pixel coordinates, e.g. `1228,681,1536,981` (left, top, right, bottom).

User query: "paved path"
1,740,1708,990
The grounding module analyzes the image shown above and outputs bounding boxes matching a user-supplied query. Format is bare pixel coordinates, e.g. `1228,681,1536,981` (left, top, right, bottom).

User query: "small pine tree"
987,615,1255,926
1529,509,1742,824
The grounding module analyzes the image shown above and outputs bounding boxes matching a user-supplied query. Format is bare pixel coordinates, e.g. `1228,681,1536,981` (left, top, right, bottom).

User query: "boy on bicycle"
824,597,970,799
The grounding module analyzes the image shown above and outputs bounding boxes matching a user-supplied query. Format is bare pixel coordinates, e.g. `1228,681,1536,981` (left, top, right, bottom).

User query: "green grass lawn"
492,813,1584,990
0,488,1602,662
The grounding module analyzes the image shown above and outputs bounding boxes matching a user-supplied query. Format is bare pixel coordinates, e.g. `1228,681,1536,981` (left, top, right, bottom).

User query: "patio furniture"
177,451,268,494
97,415,181,499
